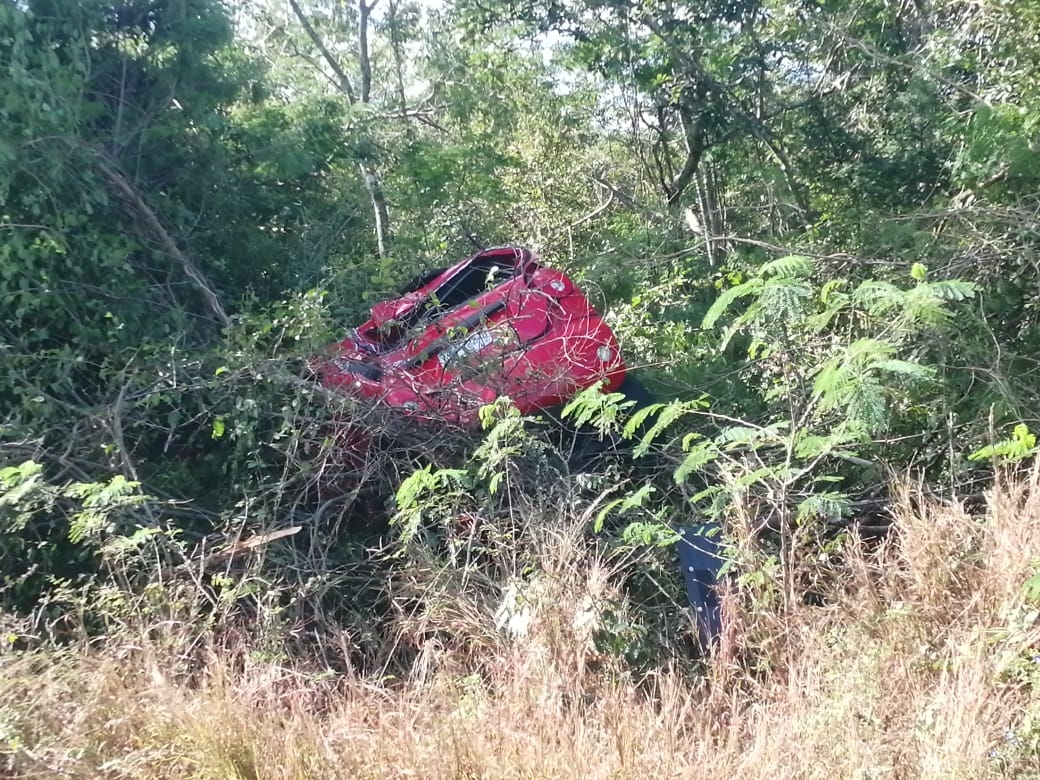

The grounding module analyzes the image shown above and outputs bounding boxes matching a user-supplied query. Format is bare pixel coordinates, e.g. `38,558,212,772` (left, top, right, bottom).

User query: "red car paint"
318,246,625,425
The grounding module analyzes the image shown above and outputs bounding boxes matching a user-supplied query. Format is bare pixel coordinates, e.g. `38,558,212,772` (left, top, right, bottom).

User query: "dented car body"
317,246,626,425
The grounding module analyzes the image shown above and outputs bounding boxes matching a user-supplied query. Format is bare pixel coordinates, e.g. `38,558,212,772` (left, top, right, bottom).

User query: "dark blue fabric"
677,523,724,650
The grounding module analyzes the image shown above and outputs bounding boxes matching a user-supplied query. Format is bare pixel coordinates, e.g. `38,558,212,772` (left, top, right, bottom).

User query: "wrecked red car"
317,246,630,426
316,246,723,649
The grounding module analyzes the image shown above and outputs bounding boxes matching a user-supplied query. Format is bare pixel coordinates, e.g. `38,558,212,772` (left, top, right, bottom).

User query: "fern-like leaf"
796,492,850,524
593,483,656,532
805,292,849,333
633,399,690,457
714,421,787,451
927,279,976,302
852,280,904,317
622,402,667,439
812,358,854,410
702,278,763,330
845,337,896,362
875,359,934,381
714,425,764,449
758,278,812,321
674,440,718,484
845,379,888,434
759,254,813,278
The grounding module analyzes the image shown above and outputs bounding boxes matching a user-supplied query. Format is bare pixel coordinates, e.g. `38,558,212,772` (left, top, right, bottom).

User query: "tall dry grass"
4,471,1040,779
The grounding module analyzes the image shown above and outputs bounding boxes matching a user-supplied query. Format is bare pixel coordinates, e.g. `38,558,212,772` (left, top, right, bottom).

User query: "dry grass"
5,471,1040,779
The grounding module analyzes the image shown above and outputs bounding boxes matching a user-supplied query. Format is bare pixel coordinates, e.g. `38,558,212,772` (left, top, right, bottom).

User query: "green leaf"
1023,569,1040,605
702,278,763,330
796,492,850,525
819,278,847,303
875,359,934,381
593,483,655,533
969,422,1038,463
758,277,812,321
759,255,813,278
926,279,976,302
620,521,679,547
910,262,928,282
622,402,665,439
714,422,787,451
488,471,504,496
674,441,718,484
715,425,764,449
852,280,904,316
794,433,834,460
631,399,701,457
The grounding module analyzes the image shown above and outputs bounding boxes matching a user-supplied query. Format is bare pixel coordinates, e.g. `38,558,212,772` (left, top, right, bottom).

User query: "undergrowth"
4,467,1040,779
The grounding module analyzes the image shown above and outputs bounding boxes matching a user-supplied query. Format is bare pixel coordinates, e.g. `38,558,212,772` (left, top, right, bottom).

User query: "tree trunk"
359,160,390,259
288,0,391,258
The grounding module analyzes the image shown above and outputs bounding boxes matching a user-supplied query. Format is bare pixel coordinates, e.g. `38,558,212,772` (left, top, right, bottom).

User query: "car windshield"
423,255,516,313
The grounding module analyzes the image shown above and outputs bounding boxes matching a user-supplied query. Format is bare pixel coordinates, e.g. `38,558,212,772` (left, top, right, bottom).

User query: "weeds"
4,468,1040,778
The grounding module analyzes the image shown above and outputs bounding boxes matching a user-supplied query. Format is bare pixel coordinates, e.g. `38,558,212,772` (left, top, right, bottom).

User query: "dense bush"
3,0,1040,714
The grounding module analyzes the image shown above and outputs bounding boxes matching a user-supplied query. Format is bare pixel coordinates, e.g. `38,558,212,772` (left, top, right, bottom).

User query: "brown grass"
4,470,1040,779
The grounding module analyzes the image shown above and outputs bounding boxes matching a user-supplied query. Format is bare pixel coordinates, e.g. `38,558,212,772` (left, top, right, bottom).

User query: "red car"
317,247,722,648
318,246,632,426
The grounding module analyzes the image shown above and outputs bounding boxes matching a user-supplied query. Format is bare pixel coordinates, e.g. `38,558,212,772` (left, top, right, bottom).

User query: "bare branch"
569,188,615,229
287,0,390,257
387,0,408,110
360,161,391,258
287,0,357,103
89,146,230,327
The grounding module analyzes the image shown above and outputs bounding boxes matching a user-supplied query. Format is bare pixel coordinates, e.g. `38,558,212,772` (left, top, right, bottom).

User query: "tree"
457,0,823,234
285,0,394,259
0,0,369,432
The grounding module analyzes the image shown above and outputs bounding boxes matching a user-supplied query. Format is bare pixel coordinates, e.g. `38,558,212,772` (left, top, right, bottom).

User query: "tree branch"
288,0,391,258
667,102,707,205
358,0,377,104
569,188,615,229
287,0,357,103
89,147,230,328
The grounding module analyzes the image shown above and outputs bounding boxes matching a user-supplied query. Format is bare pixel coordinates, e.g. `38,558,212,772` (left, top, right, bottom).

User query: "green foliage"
629,399,709,459
474,399,547,495
562,382,638,438
598,258,979,548
64,476,147,546
970,424,1039,465
1022,566,1040,607
0,460,162,612
392,465,473,545
5,0,1040,679
390,399,555,546
594,483,658,535
0,0,371,428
